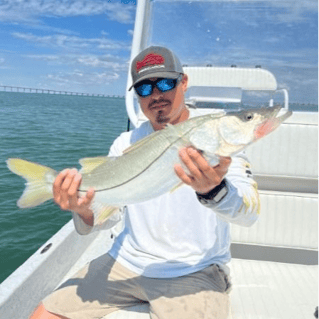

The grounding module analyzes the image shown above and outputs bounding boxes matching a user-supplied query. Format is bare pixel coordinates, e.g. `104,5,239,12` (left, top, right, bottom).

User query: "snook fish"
7,105,291,224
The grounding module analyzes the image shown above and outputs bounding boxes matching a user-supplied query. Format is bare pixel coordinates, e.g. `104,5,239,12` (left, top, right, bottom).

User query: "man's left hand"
174,147,231,194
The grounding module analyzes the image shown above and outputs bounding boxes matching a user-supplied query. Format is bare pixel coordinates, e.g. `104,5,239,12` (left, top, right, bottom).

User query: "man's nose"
151,86,164,99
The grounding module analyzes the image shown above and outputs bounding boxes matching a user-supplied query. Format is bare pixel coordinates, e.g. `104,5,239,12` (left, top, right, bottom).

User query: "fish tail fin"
6,158,57,208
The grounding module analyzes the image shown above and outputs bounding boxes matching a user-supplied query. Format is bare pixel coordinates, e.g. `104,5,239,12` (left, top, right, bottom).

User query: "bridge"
0,85,124,98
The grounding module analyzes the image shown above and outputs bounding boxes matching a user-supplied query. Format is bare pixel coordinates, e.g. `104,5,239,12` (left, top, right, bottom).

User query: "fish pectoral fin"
189,125,220,156
79,156,110,173
90,201,121,226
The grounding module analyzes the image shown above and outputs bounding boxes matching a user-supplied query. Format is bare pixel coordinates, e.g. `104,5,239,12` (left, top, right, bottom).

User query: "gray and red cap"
129,46,184,91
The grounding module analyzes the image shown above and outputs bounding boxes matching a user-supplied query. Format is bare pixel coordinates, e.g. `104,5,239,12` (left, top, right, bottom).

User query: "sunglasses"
134,75,183,98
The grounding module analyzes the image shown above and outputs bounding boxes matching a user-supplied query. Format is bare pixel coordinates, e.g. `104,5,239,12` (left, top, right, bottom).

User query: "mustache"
149,99,171,109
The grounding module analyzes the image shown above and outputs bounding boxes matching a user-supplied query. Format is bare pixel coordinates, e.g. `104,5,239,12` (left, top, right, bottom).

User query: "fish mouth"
254,106,292,139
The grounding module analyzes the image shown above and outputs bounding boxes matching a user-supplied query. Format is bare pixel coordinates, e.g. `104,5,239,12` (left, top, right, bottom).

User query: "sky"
0,0,317,103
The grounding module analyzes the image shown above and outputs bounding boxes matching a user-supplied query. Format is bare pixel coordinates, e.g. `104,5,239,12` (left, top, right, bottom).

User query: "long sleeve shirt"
72,109,260,278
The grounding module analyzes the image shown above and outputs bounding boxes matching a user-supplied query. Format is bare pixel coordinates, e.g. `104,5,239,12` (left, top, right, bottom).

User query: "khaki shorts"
43,253,231,319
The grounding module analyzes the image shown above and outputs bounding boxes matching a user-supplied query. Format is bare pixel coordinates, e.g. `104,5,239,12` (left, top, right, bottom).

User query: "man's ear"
181,74,188,92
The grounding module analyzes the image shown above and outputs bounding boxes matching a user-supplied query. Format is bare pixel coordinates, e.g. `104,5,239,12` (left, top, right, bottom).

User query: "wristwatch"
196,179,228,205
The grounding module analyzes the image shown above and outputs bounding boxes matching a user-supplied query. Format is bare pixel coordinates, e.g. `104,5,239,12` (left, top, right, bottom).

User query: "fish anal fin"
91,201,120,225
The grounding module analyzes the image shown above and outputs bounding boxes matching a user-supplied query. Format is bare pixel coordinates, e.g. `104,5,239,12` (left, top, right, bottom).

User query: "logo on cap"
136,53,165,73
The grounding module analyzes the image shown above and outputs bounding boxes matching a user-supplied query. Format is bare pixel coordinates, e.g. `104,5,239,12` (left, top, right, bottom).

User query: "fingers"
67,172,83,208
53,169,94,212
175,147,232,194
60,169,78,209
215,156,232,177
77,188,95,207
177,147,211,179
52,169,70,203
174,163,193,185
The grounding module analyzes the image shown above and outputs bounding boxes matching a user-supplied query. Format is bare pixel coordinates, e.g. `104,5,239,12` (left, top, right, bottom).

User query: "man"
31,46,259,319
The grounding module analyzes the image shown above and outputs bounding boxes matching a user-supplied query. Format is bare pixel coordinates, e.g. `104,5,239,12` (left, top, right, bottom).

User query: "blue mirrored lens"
157,79,175,92
134,77,179,97
135,83,152,97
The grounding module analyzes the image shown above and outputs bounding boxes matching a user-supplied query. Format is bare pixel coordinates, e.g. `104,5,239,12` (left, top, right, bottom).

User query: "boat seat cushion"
246,117,318,180
231,191,318,249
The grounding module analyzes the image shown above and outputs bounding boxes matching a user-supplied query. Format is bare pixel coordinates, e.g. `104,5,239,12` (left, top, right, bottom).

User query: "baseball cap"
129,46,184,91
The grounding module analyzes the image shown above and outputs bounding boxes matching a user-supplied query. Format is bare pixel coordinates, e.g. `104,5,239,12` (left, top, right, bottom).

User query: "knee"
29,303,68,319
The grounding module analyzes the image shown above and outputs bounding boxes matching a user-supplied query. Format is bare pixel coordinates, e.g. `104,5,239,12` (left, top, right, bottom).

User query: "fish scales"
81,117,216,205
80,128,182,192
80,114,219,192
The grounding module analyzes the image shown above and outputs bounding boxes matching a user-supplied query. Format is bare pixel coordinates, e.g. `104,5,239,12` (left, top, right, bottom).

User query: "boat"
0,0,317,318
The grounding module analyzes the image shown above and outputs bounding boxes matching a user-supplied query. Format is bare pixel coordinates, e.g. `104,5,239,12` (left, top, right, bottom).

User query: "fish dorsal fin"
122,137,151,154
122,130,159,154
79,156,109,174
123,127,176,154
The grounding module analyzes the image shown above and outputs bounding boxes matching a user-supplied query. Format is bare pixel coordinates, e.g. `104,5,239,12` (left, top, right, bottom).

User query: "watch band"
196,179,228,204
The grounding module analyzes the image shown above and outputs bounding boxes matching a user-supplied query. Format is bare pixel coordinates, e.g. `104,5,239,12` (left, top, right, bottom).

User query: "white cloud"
46,70,120,86
26,53,129,71
24,53,129,88
76,56,127,70
0,0,135,24
12,32,130,51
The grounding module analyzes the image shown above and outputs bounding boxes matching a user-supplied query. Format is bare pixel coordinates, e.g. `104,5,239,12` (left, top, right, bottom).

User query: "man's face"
137,74,189,131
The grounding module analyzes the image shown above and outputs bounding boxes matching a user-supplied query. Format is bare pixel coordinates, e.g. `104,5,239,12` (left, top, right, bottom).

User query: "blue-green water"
0,92,128,283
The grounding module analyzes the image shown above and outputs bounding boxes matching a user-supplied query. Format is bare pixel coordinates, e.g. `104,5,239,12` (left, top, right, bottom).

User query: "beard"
155,110,170,124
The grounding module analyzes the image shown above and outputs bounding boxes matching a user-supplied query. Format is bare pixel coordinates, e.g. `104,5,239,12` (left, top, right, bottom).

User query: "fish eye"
245,113,253,121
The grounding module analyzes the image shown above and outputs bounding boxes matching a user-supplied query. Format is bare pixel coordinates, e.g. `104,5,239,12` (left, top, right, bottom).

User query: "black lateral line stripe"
78,119,206,193
89,142,174,192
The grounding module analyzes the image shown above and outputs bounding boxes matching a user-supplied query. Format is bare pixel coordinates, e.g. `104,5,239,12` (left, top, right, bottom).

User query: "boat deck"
52,223,317,319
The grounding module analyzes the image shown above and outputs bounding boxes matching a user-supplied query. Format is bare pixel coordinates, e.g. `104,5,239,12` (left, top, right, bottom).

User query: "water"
0,92,128,283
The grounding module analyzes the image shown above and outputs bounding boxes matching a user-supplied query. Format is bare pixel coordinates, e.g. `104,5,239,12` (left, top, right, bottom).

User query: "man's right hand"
53,169,95,226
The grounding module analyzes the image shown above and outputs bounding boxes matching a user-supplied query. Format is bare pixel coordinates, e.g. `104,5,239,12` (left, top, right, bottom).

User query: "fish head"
218,105,292,151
